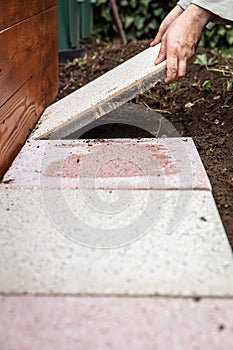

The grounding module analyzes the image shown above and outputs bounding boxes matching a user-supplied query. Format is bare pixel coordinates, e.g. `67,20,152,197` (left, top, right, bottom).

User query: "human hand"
151,4,213,83
150,5,184,47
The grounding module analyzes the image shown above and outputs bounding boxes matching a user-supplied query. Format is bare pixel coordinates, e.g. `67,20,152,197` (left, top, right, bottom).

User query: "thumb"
150,35,161,47
150,26,166,47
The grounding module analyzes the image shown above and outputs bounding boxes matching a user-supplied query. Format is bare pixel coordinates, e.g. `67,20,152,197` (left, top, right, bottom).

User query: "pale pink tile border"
0,295,232,350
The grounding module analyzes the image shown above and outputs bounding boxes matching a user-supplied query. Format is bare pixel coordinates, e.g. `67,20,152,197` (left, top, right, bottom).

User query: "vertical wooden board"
0,0,56,30
0,7,58,107
0,57,58,178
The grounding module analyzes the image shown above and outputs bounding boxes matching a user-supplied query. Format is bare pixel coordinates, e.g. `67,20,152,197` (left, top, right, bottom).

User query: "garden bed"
57,40,233,248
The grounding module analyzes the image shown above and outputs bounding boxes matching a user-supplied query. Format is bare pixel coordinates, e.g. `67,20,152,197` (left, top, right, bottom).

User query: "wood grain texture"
0,7,58,107
0,0,56,30
0,2,58,178
0,59,58,177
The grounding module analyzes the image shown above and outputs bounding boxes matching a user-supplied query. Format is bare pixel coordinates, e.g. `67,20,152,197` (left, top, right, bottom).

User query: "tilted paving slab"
0,138,211,191
63,102,180,139
1,295,233,350
0,189,232,296
30,45,165,140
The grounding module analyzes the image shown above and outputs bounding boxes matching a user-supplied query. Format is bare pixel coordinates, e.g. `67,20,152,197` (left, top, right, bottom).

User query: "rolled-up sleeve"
177,0,233,24
191,0,233,22
177,0,191,10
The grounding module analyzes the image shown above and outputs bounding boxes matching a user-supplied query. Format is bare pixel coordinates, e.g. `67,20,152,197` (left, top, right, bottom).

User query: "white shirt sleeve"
177,0,191,10
191,0,233,22
177,0,233,26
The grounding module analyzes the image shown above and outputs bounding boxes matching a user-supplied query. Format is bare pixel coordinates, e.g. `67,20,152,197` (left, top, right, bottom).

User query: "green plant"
194,54,218,67
185,97,206,108
199,25,233,53
168,80,181,92
195,53,233,77
201,80,212,90
94,2,233,51
94,1,177,42
73,58,86,70
225,80,233,91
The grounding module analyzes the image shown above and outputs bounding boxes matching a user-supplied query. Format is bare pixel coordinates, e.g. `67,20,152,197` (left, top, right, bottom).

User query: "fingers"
150,36,160,47
150,27,165,47
177,59,187,79
165,52,188,83
153,33,186,83
151,4,203,84
165,53,179,83
154,39,166,64
155,41,187,83
150,6,184,47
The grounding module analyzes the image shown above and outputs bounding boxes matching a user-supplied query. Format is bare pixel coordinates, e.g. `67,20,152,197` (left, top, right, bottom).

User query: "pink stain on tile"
44,143,177,178
45,153,84,178
0,138,211,190
0,295,233,350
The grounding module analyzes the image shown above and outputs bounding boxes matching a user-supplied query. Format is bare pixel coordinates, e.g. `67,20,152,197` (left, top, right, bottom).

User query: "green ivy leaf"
94,1,233,50
207,57,218,66
194,54,208,66
135,17,145,31
124,15,134,29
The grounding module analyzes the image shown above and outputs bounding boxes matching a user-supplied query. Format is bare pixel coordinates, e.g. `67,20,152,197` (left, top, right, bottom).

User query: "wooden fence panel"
0,7,57,107
0,1,58,178
0,0,56,30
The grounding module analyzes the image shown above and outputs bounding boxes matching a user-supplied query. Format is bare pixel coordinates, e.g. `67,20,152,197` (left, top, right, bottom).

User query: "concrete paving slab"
30,45,166,140
0,189,232,296
1,296,233,350
0,138,211,191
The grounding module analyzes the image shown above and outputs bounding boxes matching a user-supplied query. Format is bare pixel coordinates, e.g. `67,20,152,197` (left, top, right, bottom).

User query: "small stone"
218,324,225,331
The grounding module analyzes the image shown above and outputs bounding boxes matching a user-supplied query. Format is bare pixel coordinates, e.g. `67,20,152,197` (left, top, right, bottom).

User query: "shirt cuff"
177,0,191,10
190,0,233,23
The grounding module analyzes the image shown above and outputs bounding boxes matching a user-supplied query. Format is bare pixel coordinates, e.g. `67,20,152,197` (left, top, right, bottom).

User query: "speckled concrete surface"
0,189,232,296
0,138,211,190
1,296,233,350
30,45,165,139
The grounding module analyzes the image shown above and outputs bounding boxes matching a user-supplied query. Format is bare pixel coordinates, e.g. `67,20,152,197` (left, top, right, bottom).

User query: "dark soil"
57,40,233,248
